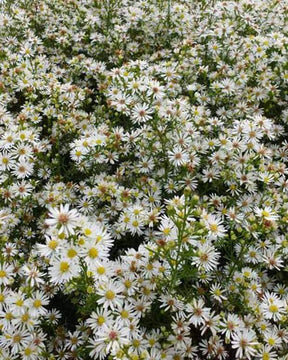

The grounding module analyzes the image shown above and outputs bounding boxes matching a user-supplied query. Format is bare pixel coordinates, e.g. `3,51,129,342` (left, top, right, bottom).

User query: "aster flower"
131,104,153,124
231,329,258,359
192,243,220,271
96,281,124,311
254,206,279,221
45,204,80,235
260,292,285,321
0,262,14,286
49,257,80,284
89,322,130,358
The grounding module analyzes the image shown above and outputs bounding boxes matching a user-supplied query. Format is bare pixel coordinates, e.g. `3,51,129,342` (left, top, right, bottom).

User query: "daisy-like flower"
0,151,14,170
80,240,108,269
168,146,189,167
45,204,80,235
7,291,29,317
210,284,227,303
37,235,61,259
0,262,15,285
0,329,32,355
263,328,282,348
96,280,124,311
192,243,220,271
131,104,153,123
262,249,284,270
205,215,226,240
260,292,285,321
256,345,278,360
21,343,39,360
21,265,45,287
156,215,178,241
12,308,37,331
200,311,221,336
11,159,34,179
64,330,84,351
45,309,61,325
27,291,50,317
159,293,184,312
254,206,279,221
89,322,130,358
231,329,258,359
49,257,80,284
186,299,210,326
86,308,113,334
220,314,243,340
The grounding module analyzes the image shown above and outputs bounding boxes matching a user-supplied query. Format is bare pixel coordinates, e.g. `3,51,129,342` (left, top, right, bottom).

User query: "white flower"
168,146,189,167
21,265,44,287
192,243,220,271
131,104,153,123
210,284,227,302
0,328,31,354
0,263,14,285
80,240,108,270
186,299,210,326
89,322,130,359
86,308,113,333
260,292,285,321
204,215,226,240
96,281,124,311
27,291,49,317
231,329,258,359
45,204,80,235
220,314,243,340
254,206,279,221
49,258,80,284
11,159,34,179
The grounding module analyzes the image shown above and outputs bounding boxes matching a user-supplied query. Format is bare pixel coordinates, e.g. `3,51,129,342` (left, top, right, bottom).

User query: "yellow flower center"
209,223,218,232
269,304,278,313
124,280,132,288
105,290,115,300
48,240,58,250
163,228,171,235
96,235,103,242
67,248,77,258
33,299,42,308
120,310,129,318
24,348,33,356
60,262,70,273
15,299,24,307
214,289,222,296
97,315,105,325
88,248,98,258
84,228,92,236
132,220,139,227
146,263,153,270
262,210,270,217
97,266,105,275
22,313,29,322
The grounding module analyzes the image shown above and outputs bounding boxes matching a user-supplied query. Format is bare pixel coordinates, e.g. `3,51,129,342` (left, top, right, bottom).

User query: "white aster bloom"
45,204,80,235
49,258,80,284
231,329,258,359
260,292,285,321
89,322,130,359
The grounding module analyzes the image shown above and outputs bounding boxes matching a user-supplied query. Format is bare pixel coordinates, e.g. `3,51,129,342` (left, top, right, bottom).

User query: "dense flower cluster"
0,0,288,359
